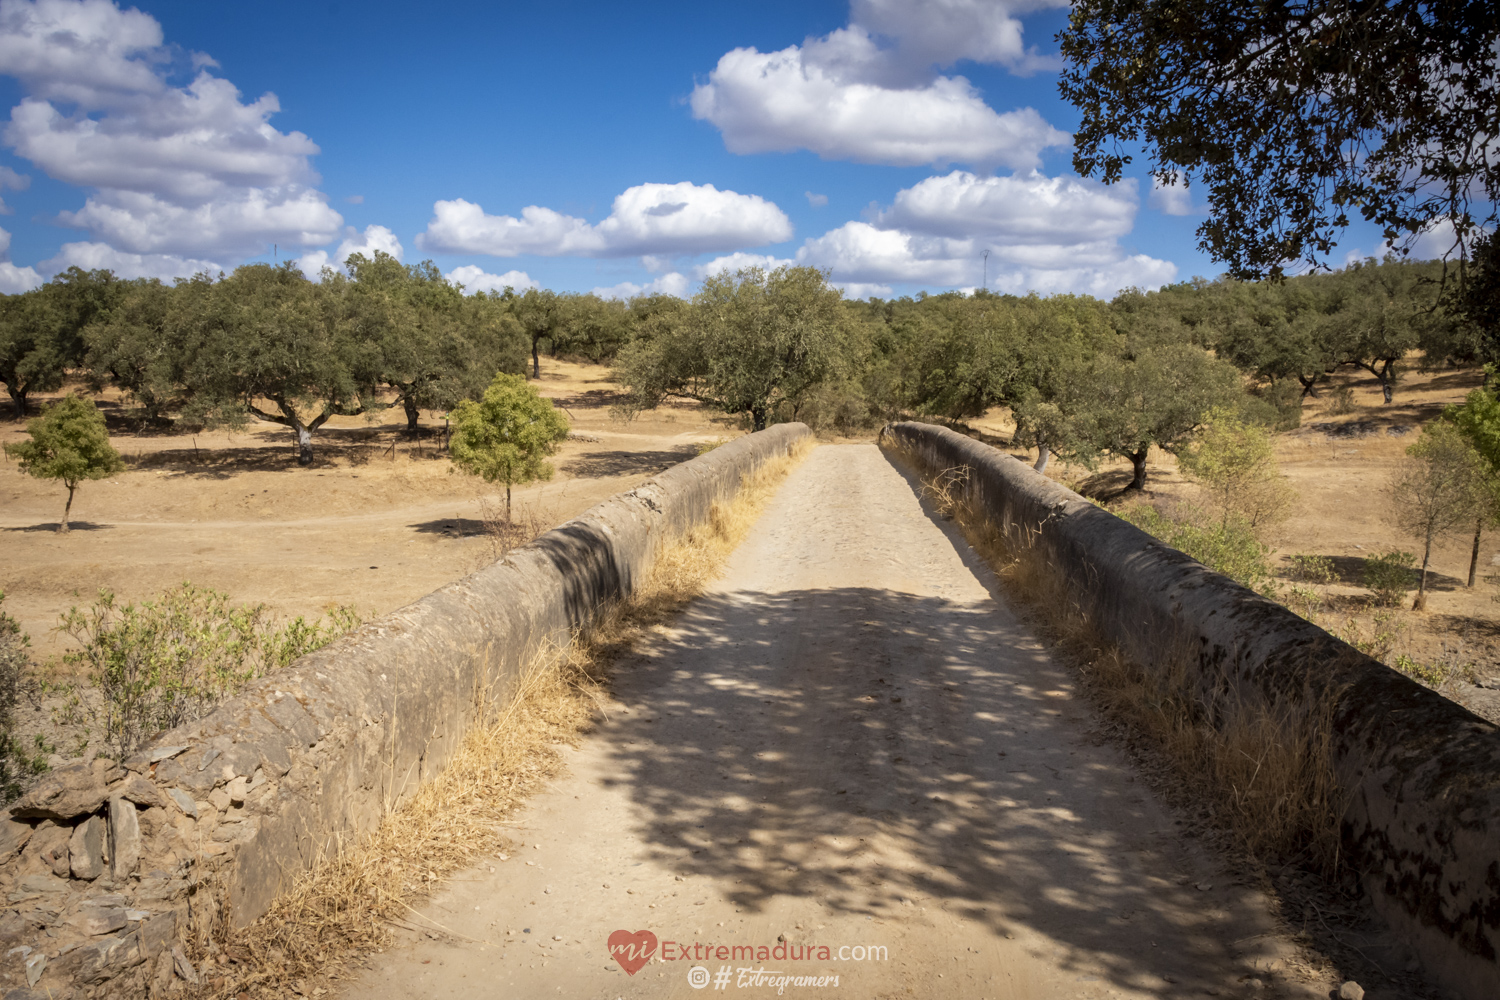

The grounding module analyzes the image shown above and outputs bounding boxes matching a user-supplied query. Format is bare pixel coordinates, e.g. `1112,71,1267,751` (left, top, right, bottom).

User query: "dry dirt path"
347,443,1322,1000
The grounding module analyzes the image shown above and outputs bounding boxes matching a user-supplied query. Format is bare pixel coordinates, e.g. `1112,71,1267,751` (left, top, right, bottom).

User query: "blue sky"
0,0,1411,300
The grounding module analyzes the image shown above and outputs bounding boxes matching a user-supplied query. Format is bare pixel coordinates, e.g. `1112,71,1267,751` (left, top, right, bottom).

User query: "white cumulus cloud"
695,251,796,279
690,1,1070,169
0,0,341,260
296,224,403,278
788,170,1176,296
877,170,1138,244
850,0,1067,79
1148,176,1194,216
38,239,220,281
445,264,538,295
0,224,41,290
0,164,28,213
592,272,692,300
691,44,1066,170
418,182,792,259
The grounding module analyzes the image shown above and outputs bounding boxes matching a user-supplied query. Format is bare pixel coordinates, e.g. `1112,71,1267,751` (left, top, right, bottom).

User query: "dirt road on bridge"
345,443,1330,1000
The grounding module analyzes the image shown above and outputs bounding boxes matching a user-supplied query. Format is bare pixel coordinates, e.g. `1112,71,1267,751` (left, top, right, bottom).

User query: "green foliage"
1078,342,1245,489
1286,554,1336,585
1444,384,1500,472
58,583,361,758
1178,407,1299,529
1118,502,1277,596
450,372,570,513
1059,1,1499,279
1363,551,1417,607
1387,421,1490,599
613,265,854,431
3,394,125,532
0,594,49,802
0,268,119,420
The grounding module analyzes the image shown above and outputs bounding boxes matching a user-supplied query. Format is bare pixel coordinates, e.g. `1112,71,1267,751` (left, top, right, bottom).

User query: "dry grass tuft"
196,436,815,999
911,458,1349,875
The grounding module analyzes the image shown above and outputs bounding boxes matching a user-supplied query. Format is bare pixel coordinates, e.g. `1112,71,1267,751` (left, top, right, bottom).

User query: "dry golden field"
0,359,740,668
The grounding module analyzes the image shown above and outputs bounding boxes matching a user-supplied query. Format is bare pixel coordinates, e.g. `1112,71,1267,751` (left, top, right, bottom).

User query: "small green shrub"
1324,384,1358,415
1118,503,1277,597
694,438,728,456
1285,585,1326,622
1363,550,1416,607
0,594,50,802
1337,612,1409,664
60,583,361,758
1287,553,1337,585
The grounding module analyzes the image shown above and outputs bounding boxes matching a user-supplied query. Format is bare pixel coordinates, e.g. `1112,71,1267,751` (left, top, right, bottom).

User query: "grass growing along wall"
200,436,816,999
913,459,1350,877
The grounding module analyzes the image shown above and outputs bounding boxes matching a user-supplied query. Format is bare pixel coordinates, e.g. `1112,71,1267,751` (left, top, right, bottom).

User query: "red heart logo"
608,929,658,975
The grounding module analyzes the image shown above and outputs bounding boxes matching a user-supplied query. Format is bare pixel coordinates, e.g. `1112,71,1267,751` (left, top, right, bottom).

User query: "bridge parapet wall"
883,420,1500,1000
0,423,812,998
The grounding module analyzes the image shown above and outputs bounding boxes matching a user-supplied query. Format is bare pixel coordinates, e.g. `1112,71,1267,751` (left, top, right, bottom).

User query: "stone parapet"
0,423,812,997
882,420,1500,1000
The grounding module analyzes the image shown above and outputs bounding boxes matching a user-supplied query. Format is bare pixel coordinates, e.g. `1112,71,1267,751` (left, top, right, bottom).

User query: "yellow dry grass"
195,436,815,999
913,456,1349,875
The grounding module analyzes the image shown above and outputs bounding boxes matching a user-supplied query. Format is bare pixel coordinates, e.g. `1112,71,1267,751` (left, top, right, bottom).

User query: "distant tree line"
616,256,1480,488
0,254,634,464
1,253,1484,480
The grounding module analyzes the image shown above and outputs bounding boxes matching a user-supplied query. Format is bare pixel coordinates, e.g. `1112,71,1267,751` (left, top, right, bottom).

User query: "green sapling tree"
3,394,125,532
450,373,570,518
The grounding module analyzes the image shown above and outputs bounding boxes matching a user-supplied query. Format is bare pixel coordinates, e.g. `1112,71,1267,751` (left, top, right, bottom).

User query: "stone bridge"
1,424,1495,999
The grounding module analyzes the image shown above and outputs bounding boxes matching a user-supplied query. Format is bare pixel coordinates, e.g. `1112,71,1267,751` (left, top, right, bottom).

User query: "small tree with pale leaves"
3,395,124,533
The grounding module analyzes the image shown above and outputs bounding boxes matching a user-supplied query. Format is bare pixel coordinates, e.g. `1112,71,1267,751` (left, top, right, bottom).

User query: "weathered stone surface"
263,694,320,747
23,951,43,987
68,816,106,881
151,759,185,786
4,987,74,1000
21,824,68,879
107,798,140,880
56,930,141,985
65,904,125,937
136,910,174,960
148,746,187,763
14,874,66,896
169,943,196,984
881,421,1500,1000
133,876,187,904
223,775,249,806
164,789,197,819
0,820,32,859
8,766,105,822
111,774,165,810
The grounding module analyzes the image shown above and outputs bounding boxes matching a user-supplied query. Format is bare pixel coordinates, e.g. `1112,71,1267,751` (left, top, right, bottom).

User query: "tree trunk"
505,482,512,521
296,424,314,466
1128,448,1149,490
1469,518,1483,588
1381,377,1394,404
532,335,542,379
1033,445,1050,474
1416,534,1433,608
403,394,420,434
1297,374,1320,399
59,483,74,534
8,389,24,421
750,406,767,432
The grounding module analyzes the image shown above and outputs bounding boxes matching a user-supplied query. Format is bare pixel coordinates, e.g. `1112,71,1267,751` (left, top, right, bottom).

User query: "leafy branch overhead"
1059,0,1500,278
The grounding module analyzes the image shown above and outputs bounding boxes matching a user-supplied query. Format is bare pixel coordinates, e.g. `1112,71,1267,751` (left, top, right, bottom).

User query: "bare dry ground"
969,362,1500,718
0,358,739,744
